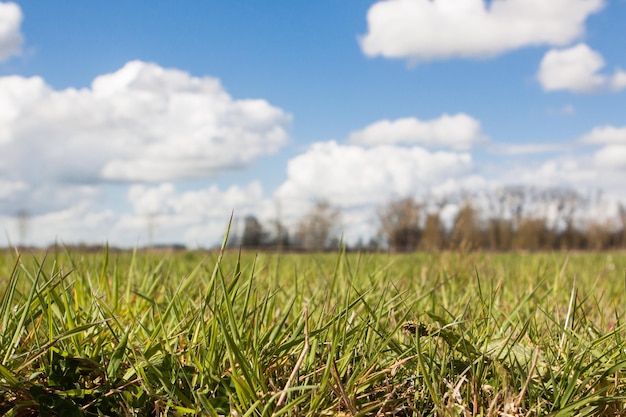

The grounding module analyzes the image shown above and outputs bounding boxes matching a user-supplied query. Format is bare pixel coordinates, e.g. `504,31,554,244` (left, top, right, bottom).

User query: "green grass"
0,244,624,416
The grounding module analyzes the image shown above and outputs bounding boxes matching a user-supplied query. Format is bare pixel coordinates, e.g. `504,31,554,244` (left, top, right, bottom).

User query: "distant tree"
421,212,445,251
485,187,522,251
296,200,341,251
586,221,613,251
486,218,513,251
450,202,482,251
618,203,626,248
267,218,290,249
513,217,553,251
268,199,290,250
241,215,266,248
378,197,422,252
548,188,587,250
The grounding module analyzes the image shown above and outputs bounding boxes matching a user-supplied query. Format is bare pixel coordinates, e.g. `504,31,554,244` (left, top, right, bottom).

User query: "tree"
485,187,520,251
378,197,422,252
296,200,341,251
513,217,552,251
450,202,482,251
267,219,290,249
486,218,513,251
421,212,445,251
549,188,586,250
241,215,266,248
268,199,290,250
586,221,613,250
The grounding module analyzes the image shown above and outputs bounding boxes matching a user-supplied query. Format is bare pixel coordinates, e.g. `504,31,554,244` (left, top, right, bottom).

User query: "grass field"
1,239,625,415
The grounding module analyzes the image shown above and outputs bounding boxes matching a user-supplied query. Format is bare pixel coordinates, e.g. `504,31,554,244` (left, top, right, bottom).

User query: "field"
1,241,625,415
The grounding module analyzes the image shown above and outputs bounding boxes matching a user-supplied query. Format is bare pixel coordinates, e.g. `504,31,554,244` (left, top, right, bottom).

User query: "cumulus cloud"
123,181,272,246
128,181,268,218
0,179,26,200
348,113,487,150
1,200,117,247
538,44,626,93
579,125,626,144
359,0,603,62
0,61,291,186
275,141,474,209
612,70,626,90
578,126,626,171
0,2,23,62
494,153,626,201
0,181,273,247
481,124,626,202
488,143,568,155
0,177,102,219
593,145,626,170
560,105,576,115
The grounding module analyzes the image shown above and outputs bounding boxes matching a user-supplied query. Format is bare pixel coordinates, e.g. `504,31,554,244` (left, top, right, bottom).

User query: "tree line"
236,187,625,252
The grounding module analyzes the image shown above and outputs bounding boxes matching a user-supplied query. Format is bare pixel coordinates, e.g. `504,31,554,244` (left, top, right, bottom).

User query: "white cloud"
0,181,273,248
546,104,576,116
579,125,626,145
359,0,603,62
348,113,487,150
0,59,292,245
495,154,626,200
503,159,593,189
488,143,568,155
0,2,23,62
128,181,268,218
2,202,117,247
612,69,626,90
275,141,474,209
0,178,26,200
538,44,626,93
593,145,626,170
0,178,103,220
431,175,489,197
123,181,272,247
0,60,291,186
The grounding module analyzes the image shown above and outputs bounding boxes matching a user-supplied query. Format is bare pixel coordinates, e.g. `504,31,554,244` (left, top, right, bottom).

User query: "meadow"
0,239,625,415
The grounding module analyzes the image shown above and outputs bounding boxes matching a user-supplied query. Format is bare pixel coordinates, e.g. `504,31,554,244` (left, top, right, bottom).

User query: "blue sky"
1,0,625,247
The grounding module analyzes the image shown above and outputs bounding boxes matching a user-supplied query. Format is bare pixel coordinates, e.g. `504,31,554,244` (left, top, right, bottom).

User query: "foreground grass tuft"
0,246,624,416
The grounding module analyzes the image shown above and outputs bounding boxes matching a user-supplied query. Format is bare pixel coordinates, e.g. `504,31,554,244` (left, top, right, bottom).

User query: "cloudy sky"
0,0,625,247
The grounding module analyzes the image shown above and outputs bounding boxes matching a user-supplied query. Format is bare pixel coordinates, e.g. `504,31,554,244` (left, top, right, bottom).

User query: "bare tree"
369,186,623,252
547,188,586,250
450,201,482,251
266,219,290,249
296,200,341,251
619,203,626,248
421,212,445,251
487,218,513,251
586,221,613,250
269,199,290,250
485,187,520,251
514,217,552,251
378,197,422,252
241,215,266,248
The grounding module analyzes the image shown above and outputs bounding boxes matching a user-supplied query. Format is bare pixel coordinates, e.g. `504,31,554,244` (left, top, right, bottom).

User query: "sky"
0,0,625,248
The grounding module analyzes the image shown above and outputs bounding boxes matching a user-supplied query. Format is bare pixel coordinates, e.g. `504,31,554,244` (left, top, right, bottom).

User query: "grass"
0,241,624,415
